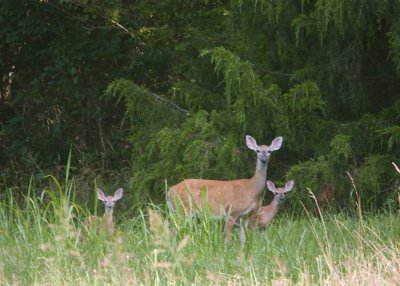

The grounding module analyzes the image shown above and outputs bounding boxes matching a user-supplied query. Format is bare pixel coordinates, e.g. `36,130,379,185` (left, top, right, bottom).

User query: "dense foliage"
1,0,399,212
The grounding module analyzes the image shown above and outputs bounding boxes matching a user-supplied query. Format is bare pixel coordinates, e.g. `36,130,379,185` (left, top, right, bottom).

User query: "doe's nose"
260,152,268,163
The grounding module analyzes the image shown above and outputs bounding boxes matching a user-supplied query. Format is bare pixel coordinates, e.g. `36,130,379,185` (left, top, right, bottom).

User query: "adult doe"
168,135,283,242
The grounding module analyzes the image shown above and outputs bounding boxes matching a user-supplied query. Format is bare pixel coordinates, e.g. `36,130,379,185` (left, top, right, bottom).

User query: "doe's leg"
239,219,248,246
224,216,236,245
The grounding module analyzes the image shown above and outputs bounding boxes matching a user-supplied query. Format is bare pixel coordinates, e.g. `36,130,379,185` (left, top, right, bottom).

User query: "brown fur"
249,203,279,229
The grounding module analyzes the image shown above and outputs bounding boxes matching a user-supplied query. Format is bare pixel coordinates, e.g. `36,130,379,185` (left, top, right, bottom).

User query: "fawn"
248,180,294,229
86,188,123,235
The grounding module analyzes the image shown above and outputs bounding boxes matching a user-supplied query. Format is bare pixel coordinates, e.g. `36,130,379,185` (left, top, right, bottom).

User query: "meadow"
2,2,400,285
0,175,399,286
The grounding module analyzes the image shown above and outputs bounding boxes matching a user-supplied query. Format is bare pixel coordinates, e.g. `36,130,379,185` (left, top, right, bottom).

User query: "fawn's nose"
277,194,285,203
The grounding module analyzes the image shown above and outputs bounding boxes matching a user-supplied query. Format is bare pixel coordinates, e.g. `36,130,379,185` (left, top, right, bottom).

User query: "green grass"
0,179,399,285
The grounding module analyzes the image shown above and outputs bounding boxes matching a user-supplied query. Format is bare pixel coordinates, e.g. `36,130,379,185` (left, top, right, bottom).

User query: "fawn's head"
266,180,294,203
246,135,283,165
97,188,123,213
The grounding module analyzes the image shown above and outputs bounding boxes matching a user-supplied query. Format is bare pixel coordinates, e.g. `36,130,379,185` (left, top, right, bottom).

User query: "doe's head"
246,135,283,165
266,180,294,203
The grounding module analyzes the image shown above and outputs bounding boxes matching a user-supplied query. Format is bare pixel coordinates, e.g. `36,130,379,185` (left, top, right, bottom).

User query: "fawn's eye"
256,150,260,153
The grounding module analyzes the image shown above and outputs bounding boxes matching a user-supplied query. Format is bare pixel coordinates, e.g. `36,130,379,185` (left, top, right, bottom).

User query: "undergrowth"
0,174,399,285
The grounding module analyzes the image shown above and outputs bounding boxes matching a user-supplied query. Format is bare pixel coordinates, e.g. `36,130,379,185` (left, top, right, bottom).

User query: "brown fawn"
168,135,283,243
87,188,123,235
248,180,294,229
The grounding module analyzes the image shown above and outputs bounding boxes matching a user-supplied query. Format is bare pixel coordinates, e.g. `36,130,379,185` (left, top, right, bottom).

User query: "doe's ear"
113,188,123,200
266,180,276,192
97,189,106,201
245,135,258,151
269,136,283,151
284,180,294,192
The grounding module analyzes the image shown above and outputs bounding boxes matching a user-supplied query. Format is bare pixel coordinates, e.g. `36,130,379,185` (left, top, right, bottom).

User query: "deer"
85,188,123,235
168,135,283,243
247,180,294,229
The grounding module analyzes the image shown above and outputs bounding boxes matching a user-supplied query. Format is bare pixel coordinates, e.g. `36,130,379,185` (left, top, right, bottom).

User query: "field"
0,178,399,286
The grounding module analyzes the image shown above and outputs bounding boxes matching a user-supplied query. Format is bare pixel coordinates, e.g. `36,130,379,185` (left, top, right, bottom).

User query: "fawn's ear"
269,136,283,151
97,189,106,201
113,188,123,200
266,180,276,192
284,180,294,192
245,135,258,151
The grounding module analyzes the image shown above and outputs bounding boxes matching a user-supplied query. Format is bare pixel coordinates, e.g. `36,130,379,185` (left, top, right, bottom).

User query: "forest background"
1,0,400,214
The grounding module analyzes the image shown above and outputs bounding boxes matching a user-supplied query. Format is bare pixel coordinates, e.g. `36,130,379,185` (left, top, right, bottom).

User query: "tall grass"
0,177,399,285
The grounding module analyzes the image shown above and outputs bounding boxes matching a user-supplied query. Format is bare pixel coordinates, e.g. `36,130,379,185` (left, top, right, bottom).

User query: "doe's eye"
256,150,260,153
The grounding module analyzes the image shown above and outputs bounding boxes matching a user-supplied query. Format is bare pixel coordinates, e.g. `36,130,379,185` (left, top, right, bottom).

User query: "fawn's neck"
270,196,280,210
265,196,282,220
104,208,114,228
104,207,114,216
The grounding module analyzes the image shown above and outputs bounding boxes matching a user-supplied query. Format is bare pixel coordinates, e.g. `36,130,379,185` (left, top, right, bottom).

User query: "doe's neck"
251,160,268,192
